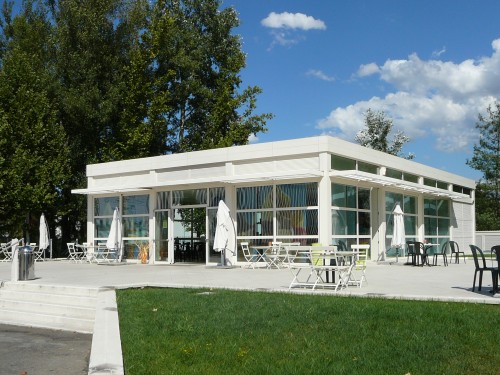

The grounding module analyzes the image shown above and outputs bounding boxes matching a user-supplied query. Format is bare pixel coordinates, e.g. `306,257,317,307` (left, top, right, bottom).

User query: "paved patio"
1,258,498,304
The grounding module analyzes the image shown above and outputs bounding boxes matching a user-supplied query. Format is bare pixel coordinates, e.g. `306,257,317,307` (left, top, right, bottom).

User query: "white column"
318,153,331,245
375,187,386,261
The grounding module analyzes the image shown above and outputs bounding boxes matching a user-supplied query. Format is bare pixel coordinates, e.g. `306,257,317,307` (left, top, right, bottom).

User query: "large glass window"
331,184,371,251
122,195,150,260
94,196,119,241
424,198,450,254
172,189,207,206
385,192,417,257
236,183,319,261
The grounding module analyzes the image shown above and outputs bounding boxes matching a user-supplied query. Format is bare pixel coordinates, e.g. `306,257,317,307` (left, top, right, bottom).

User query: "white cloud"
357,63,380,77
432,46,446,58
317,38,500,152
306,69,335,82
261,12,326,30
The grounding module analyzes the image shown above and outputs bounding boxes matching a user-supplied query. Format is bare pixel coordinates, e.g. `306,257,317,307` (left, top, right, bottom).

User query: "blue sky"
223,0,500,180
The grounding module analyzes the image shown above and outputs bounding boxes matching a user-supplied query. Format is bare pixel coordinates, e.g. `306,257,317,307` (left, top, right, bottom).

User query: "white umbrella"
106,207,122,261
390,203,406,261
39,213,50,251
213,200,232,266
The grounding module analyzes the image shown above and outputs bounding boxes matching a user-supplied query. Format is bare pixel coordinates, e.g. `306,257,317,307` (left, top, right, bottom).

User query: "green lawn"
117,288,500,375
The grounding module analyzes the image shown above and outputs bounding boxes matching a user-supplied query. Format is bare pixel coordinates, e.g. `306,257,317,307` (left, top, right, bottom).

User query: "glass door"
155,211,170,262
173,208,206,263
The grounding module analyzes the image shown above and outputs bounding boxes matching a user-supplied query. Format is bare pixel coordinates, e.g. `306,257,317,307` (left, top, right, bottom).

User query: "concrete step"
0,309,94,333
0,289,97,308
0,298,95,319
0,282,98,333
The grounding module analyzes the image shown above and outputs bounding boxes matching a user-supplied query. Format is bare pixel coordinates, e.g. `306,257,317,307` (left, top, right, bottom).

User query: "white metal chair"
241,242,259,269
349,244,369,287
31,243,45,262
263,242,282,269
0,242,12,262
67,243,84,263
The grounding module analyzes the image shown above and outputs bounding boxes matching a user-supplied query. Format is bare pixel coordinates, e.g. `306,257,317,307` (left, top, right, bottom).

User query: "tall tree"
0,1,71,244
467,102,500,230
0,0,272,246
143,0,272,153
355,109,414,159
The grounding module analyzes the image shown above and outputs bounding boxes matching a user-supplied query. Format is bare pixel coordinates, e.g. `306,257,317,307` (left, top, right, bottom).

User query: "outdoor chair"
31,243,45,262
263,242,282,269
67,242,84,263
491,245,500,267
469,245,498,293
449,241,465,264
406,241,417,264
350,244,369,287
241,242,259,269
432,241,448,266
406,241,427,265
0,242,12,261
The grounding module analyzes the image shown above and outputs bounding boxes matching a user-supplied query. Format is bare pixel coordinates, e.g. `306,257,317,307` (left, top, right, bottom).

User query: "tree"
142,0,272,153
467,102,500,230
0,0,272,247
0,1,71,245
355,109,414,159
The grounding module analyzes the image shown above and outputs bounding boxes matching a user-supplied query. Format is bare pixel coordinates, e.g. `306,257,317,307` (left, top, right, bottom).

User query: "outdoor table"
424,243,439,266
250,245,270,266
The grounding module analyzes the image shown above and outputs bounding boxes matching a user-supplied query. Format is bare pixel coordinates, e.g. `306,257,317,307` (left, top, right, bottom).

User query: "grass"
117,288,500,375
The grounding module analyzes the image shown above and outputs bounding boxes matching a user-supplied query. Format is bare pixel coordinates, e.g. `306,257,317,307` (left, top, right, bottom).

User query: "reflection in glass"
94,197,119,216
358,212,370,235
123,195,149,215
237,211,273,236
209,187,225,207
94,218,112,238
172,189,207,206
237,186,273,210
277,209,318,236
123,217,149,237
154,211,169,261
332,210,356,236
438,218,450,236
358,188,370,210
403,196,417,214
276,183,318,207
156,192,170,210
424,217,437,236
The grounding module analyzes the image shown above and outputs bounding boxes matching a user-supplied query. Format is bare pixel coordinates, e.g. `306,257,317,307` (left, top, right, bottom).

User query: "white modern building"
73,136,476,265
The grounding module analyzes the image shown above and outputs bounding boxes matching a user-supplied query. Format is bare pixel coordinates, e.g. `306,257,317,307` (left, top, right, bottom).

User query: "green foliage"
0,0,271,245
117,288,500,375
467,102,500,230
0,2,70,240
355,108,414,159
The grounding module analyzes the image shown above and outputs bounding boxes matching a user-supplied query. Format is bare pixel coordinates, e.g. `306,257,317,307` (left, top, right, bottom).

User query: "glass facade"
122,195,150,260
236,183,319,260
331,183,371,251
385,192,417,257
424,198,450,254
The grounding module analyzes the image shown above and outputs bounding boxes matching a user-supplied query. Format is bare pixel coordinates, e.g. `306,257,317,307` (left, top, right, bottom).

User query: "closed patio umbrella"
390,203,406,262
106,207,122,261
39,213,50,259
213,200,233,267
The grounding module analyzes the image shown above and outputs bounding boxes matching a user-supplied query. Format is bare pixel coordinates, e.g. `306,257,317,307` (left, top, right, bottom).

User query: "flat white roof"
74,136,475,195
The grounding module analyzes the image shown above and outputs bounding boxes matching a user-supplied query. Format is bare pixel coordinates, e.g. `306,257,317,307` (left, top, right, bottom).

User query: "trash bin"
18,246,35,280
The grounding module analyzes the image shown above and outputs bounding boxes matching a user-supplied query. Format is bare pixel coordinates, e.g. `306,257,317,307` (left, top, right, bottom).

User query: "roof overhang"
330,170,472,201
72,169,324,195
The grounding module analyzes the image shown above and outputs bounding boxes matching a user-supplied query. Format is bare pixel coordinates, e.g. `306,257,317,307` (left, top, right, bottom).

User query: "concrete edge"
88,287,124,375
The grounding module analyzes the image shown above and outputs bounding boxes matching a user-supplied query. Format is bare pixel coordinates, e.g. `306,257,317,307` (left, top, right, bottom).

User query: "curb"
88,287,124,375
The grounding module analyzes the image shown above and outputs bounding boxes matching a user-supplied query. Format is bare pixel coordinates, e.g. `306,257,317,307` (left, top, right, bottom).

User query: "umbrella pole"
221,248,226,267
